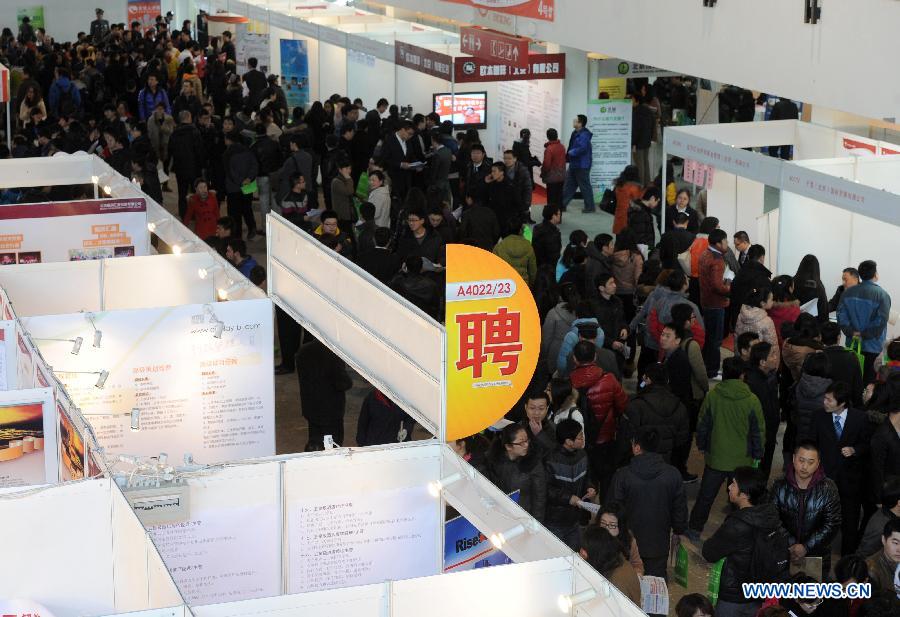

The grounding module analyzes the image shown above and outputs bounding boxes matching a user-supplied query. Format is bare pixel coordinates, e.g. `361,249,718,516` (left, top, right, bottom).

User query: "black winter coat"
251,135,283,176
168,123,204,179
730,260,772,313
794,278,829,324
620,385,689,462
626,201,657,248
589,293,627,350
823,345,864,408
544,445,591,529
702,503,786,602
870,420,900,500
771,466,841,556
458,204,500,252
531,221,562,269
607,452,688,558
485,449,547,521
792,374,831,442
355,390,415,447
296,339,353,423
744,367,780,435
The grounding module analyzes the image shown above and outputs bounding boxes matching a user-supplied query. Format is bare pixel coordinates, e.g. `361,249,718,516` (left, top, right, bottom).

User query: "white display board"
0,254,217,317
23,299,276,465
0,387,56,488
147,463,282,605
283,445,442,594
0,198,149,264
236,20,272,74
267,214,442,436
588,100,633,198
495,79,563,187
0,479,184,616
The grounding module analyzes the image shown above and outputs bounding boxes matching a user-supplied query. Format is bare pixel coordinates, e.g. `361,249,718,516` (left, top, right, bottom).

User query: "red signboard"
460,26,529,69
454,53,565,83
842,137,877,155
0,65,9,104
395,41,454,80
441,0,555,22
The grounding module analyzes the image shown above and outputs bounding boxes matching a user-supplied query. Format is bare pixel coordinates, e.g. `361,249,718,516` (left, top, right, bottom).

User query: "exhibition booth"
199,0,566,165
664,119,900,337
0,479,184,616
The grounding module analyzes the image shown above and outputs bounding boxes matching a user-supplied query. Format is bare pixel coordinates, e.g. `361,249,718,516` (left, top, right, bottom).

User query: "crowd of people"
1,11,899,616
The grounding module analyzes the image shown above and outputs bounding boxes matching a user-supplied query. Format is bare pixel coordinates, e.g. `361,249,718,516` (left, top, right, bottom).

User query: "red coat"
541,140,566,184
698,248,731,309
183,191,220,239
569,364,628,444
649,308,706,356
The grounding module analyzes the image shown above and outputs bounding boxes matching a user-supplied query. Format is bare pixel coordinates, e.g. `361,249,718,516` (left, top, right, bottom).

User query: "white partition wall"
267,213,443,436
0,479,184,615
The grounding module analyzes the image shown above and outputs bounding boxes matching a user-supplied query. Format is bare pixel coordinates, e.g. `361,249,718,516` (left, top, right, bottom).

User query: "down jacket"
619,384,689,462
791,373,831,442
493,234,537,286
565,127,593,169
632,285,705,352
484,449,547,522
569,364,628,444
735,305,780,365
771,464,842,557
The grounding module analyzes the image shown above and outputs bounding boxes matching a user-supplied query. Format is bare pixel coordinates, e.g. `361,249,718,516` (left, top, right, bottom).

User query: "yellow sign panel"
597,78,627,101
444,244,540,441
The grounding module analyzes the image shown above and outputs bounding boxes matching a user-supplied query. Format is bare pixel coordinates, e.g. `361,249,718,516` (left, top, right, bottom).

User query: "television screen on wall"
433,92,487,130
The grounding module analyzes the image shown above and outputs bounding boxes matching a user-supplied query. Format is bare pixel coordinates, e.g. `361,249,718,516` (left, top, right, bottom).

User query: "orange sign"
445,244,540,441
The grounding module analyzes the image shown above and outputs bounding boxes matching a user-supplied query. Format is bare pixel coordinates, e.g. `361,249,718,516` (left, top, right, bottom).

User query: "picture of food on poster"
235,20,270,75
127,0,161,30
280,39,310,111
445,244,540,441
58,403,85,481
495,79,562,186
444,491,519,572
148,503,280,604
0,388,56,488
288,484,440,593
22,299,276,465
16,6,44,29
587,99,633,200
0,198,148,264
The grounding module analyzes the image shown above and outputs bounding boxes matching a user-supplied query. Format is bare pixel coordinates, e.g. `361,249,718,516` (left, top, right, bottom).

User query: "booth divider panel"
0,261,102,317
103,254,216,310
192,582,386,617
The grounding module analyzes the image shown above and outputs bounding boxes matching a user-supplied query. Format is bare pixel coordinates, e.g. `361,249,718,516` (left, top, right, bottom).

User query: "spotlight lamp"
95,370,109,389
557,589,598,613
427,472,463,498
489,524,526,549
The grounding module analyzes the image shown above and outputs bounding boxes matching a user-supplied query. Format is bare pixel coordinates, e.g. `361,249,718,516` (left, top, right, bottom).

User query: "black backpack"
599,188,617,214
749,525,791,582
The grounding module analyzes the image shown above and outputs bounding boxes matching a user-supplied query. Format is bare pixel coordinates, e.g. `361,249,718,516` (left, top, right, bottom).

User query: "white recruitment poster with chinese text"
587,100,632,200
148,504,280,604
235,21,270,75
0,198,148,264
445,244,540,441
287,485,439,593
23,299,275,465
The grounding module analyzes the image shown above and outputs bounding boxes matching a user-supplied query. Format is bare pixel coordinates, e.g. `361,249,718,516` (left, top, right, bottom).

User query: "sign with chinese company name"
395,41,453,80
441,0,555,22
683,159,715,190
445,244,540,441
460,26,529,69
454,52,565,83
594,57,678,79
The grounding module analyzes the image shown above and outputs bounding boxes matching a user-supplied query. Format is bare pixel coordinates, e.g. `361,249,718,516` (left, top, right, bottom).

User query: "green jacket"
695,379,765,472
493,234,537,286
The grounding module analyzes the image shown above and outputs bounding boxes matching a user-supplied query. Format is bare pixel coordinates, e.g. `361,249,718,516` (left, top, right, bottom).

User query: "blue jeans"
702,307,725,377
561,167,595,211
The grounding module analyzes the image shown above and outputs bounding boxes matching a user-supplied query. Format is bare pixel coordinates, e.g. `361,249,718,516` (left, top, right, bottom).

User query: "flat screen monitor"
433,92,487,130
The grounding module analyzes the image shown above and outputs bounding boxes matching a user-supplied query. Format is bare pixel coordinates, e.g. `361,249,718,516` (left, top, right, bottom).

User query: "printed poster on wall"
127,0,162,30
495,79,562,186
441,0,555,21
0,389,56,488
58,404,85,481
287,485,439,593
0,198,148,264
445,244,540,441
280,39,310,111
16,7,44,29
148,504,280,604
587,99,632,200
24,299,276,465
235,21,270,75
444,491,519,572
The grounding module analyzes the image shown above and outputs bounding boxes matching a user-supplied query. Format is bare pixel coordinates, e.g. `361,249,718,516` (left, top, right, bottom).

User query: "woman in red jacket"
613,165,643,234
183,178,220,240
541,128,566,209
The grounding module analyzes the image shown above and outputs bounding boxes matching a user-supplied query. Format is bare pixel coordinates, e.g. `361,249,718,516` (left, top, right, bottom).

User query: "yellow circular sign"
444,244,541,441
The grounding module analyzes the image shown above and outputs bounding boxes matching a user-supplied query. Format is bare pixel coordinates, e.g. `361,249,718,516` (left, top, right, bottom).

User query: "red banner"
127,1,161,30
454,53,565,83
395,41,454,80
841,137,877,155
460,26,529,69
0,198,146,220
441,0,555,22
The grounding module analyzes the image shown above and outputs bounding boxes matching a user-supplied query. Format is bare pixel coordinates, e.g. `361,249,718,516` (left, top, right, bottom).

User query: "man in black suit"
821,322,864,408
813,381,870,555
658,211,695,270
358,227,401,284
463,143,492,206
381,120,417,203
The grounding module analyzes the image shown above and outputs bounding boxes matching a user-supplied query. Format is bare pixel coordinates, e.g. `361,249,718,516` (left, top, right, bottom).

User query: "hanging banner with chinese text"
441,0,555,22
455,52,565,83
445,244,540,441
